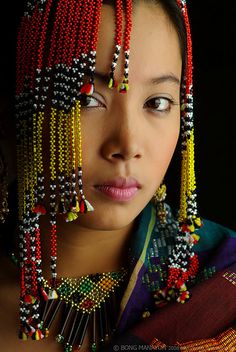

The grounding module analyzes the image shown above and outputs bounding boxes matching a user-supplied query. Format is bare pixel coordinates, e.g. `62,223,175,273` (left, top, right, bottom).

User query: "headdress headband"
15,0,201,342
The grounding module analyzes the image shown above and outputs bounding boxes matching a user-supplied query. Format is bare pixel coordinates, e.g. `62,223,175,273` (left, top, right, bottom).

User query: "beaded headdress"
15,0,201,343
166,0,202,302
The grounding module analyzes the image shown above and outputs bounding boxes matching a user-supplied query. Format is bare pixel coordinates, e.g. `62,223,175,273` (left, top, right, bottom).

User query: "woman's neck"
40,216,135,278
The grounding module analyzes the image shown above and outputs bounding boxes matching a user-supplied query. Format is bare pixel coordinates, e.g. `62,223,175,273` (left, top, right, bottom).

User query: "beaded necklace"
20,267,128,351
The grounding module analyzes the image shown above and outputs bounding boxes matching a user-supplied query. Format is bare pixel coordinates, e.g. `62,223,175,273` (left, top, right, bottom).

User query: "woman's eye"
144,97,174,113
79,94,104,109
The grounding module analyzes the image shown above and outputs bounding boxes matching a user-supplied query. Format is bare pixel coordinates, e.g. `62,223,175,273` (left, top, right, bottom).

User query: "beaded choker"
20,268,128,351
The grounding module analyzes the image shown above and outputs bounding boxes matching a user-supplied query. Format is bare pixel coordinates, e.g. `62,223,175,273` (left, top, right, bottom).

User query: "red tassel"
41,287,49,301
181,224,189,232
24,294,36,304
79,200,85,214
79,199,87,214
32,329,44,340
176,279,185,290
27,324,36,337
80,83,94,95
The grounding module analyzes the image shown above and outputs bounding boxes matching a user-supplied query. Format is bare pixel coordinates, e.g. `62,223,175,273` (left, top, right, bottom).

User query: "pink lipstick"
94,177,140,202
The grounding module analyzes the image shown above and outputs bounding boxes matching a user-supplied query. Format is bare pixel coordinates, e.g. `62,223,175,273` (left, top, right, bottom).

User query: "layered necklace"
34,268,127,351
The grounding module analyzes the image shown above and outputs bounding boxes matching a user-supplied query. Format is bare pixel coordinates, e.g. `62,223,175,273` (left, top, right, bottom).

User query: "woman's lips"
94,177,141,202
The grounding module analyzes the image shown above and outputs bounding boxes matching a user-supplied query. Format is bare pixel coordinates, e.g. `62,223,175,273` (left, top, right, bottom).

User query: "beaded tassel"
163,0,202,303
108,0,123,89
16,1,53,340
67,104,80,220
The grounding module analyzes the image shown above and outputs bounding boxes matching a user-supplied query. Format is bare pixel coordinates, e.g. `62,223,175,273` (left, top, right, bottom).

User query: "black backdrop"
1,1,236,230
189,1,236,230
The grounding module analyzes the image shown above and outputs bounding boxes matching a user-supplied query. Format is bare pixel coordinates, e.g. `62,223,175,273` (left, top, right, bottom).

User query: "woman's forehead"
95,3,182,84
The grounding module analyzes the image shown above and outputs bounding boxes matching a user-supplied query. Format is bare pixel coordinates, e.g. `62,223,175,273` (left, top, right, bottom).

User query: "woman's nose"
100,111,143,163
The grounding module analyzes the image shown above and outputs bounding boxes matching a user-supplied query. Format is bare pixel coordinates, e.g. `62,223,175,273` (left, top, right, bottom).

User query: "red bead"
79,199,86,214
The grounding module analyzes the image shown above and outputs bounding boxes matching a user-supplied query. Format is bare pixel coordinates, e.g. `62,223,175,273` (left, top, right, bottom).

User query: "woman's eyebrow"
150,74,180,86
89,71,180,86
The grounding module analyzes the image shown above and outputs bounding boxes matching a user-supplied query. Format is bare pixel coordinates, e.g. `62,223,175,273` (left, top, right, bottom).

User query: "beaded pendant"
20,269,127,351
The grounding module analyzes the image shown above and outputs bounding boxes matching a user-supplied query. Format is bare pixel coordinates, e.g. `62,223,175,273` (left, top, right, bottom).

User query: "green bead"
11,253,19,266
111,272,118,279
64,343,72,352
56,334,64,344
91,342,97,352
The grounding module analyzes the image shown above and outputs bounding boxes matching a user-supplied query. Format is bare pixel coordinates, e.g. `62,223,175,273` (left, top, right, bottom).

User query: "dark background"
0,1,236,230
188,1,236,230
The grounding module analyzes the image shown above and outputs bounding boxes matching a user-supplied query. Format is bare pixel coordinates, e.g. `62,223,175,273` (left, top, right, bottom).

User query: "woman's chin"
74,203,142,231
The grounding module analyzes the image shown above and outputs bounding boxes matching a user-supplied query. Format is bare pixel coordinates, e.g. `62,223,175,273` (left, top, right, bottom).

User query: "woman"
0,0,235,351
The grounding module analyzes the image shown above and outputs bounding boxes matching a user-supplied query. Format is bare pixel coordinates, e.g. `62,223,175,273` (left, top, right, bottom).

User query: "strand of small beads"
79,0,97,96
49,107,58,291
66,0,83,68
66,105,79,220
159,0,202,305
118,0,132,93
75,101,94,214
57,110,66,216
74,0,90,89
47,0,65,68
61,0,77,66
19,192,45,340
85,0,103,95
108,0,123,89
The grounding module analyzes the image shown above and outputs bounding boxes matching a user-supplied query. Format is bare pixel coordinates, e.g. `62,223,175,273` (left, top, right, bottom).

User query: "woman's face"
75,2,182,231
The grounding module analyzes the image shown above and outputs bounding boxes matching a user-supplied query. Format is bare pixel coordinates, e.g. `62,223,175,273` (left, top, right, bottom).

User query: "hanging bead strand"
79,0,96,96
49,107,58,289
164,0,202,304
66,0,84,67
108,0,123,89
57,110,67,218
75,0,89,88
75,101,94,214
64,106,79,222
118,0,132,93
81,0,103,96
47,0,65,69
